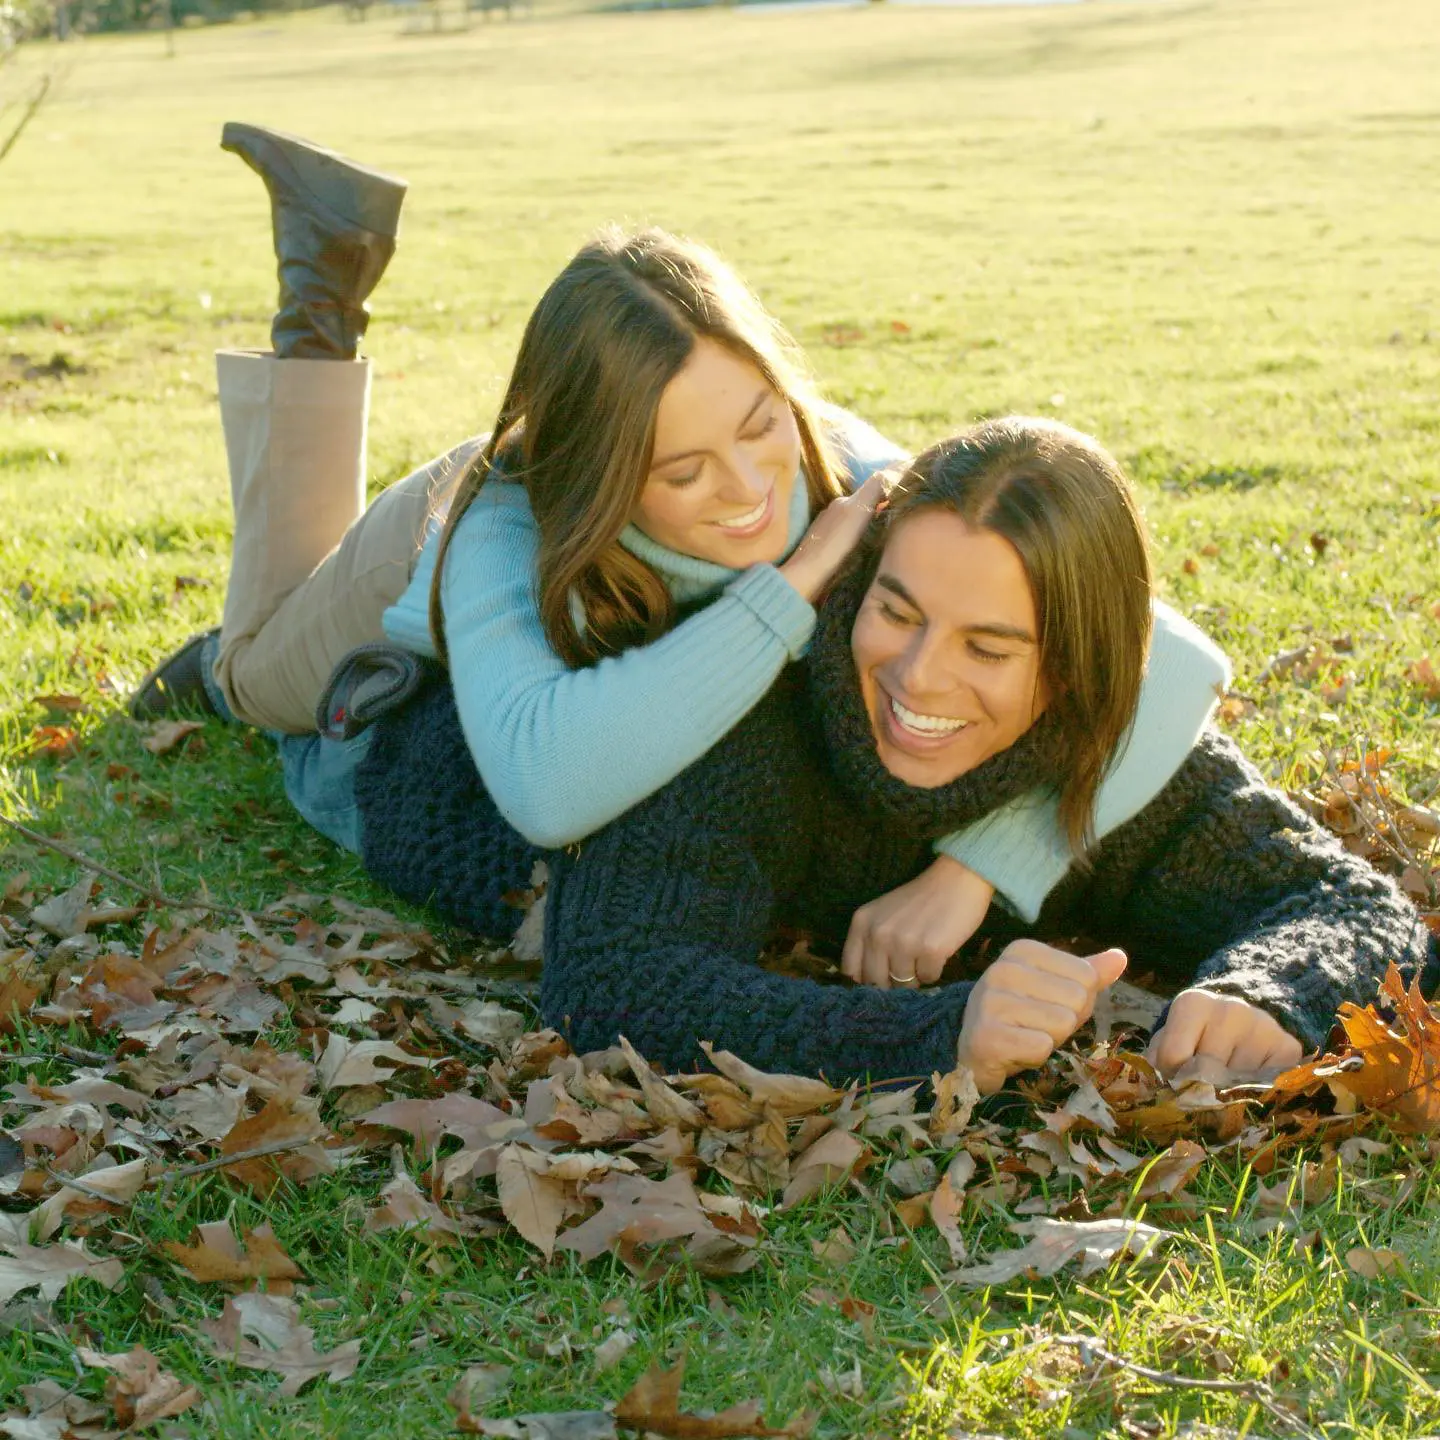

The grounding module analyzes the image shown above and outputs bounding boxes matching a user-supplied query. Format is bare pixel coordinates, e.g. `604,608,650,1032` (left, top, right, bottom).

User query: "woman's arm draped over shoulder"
430,488,818,849
384,409,907,851
542,781,972,1083
933,602,1231,922
1076,730,1438,1051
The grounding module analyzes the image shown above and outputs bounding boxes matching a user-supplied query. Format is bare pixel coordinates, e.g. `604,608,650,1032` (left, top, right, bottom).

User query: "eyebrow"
876,573,1037,644
649,389,771,471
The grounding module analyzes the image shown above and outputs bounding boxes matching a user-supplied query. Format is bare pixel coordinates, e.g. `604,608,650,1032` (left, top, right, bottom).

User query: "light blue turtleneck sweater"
379,409,1229,922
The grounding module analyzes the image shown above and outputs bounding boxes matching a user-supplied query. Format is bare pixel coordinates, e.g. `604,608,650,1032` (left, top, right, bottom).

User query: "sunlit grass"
3,0,1440,1431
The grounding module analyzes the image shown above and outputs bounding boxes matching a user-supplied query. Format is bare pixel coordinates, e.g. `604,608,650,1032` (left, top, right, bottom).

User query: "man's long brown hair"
874,417,1154,854
429,228,847,669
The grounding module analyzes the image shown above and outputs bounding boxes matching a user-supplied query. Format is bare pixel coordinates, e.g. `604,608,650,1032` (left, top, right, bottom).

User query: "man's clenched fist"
956,940,1128,1094
1147,989,1302,1079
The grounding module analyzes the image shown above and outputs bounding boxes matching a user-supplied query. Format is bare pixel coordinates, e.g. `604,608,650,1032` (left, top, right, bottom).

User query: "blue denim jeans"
201,631,370,855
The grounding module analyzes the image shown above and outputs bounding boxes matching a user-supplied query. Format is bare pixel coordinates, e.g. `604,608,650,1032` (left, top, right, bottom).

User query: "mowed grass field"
2,0,1440,1433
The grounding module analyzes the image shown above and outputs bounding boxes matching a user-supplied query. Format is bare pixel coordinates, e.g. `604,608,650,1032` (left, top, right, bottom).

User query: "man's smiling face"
849,509,1051,788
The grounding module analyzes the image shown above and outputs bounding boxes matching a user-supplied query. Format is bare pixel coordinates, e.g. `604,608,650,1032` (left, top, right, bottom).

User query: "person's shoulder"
444,478,537,558
816,402,909,487
599,666,816,838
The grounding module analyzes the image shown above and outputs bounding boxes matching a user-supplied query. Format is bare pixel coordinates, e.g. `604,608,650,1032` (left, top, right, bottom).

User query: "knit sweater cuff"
729,565,818,660
933,791,1065,923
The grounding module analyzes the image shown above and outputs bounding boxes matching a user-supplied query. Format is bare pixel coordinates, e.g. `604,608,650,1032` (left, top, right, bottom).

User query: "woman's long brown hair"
875,417,1155,855
429,228,847,669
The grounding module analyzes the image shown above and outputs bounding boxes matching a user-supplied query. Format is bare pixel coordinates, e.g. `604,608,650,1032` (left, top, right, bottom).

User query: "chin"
875,742,968,789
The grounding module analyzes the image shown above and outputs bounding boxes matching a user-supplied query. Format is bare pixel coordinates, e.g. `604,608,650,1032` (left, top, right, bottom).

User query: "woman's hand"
957,940,1129,1094
1147,989,1303,1079
841,856,994,989
778,466,899,603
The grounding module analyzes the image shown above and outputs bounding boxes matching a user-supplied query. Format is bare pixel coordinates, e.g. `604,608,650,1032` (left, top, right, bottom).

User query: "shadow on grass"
3,705,383,913
1127,446,1300,495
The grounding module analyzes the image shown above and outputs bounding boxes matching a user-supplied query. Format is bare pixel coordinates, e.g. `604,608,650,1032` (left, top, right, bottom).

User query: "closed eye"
879,600,919,626
742,412,780,442
967,640,1012,663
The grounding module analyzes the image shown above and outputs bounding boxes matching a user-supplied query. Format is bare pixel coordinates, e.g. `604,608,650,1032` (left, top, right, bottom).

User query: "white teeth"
891,697,968,735
715,496,769,529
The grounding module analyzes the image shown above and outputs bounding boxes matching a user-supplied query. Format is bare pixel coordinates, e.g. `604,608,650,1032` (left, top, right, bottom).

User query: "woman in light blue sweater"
134,126,1228,982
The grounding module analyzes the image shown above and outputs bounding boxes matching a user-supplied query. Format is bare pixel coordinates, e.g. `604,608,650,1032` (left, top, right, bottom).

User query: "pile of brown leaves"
1,797,1438,1433
1290,744,1440,931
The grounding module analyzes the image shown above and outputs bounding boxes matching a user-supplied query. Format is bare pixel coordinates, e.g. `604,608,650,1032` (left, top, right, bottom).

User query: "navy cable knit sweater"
355,572,1438,1084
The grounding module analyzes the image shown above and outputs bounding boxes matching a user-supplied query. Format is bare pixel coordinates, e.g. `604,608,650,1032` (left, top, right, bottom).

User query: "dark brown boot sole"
220,122,408,240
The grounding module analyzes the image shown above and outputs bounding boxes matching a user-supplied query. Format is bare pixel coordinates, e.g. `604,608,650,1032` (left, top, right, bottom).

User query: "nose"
893,628,956,701
716,447,769,504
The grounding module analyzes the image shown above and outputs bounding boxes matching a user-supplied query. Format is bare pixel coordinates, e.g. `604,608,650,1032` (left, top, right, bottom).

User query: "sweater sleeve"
933,601,1232,922
822,403,910,489
541,785,974,1085
1073,731,1439,1052
437,490,818,849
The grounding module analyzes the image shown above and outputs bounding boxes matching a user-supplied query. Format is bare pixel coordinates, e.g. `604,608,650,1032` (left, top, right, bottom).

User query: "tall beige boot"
212,349,371,732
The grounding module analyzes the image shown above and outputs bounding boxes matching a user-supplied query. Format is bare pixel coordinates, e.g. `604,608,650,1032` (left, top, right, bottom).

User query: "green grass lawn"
2,0,1440,1432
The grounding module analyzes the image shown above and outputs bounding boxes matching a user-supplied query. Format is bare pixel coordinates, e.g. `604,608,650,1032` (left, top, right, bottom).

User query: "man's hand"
1147,989,1303,1079
957,940,1128,1094
841,856,994,989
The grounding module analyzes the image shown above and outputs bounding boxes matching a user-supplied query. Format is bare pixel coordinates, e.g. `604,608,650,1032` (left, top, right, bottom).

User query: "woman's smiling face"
850,509,1052,788
631,338,802,567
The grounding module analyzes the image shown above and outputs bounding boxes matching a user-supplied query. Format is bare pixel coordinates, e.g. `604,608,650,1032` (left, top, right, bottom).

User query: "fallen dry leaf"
29,876,100,940
495,1144,572,1258
459,1414,617,1439
219,1096,332,1192
1345,1246,1406,1279
929,1152,975,1265
317,1035,439,1090
199,1291,360,1396
614,1357,815,1438
140,719,205,756
1135,1138,1207,1200
947,1216,1174,1287
0,1239,125,1305
76,1344,202,1428
360,1092,514,1150
592,1328,635,1372
4,1377,110,1437
886,1154,937,1198
810,1226,857,1268
448,1363,514,1426
164,1220,302,1289
1406,656,1440,701
35,1156,150,1242
366,1170,487,1240
697,1043,842,1117
780,1129,866,1208
0,967,42,1034
32,693,87,715
619,1036,707,1130
24,724,81,760
929,1064,980,1146
556,1169,759,1275
1326,965,1440,1131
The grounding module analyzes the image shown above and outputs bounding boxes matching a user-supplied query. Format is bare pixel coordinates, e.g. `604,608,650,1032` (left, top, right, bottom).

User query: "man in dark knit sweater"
357,421,1438,1088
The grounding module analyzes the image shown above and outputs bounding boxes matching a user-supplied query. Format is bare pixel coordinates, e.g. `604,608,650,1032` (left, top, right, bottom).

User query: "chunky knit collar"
806,564,1065,835
617,470,811,608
